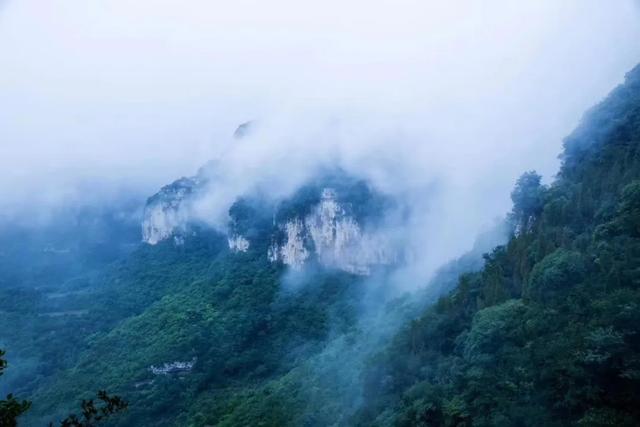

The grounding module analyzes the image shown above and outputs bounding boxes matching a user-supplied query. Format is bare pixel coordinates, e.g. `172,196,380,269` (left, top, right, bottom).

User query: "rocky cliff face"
140,126,398,274
141,177,199,245
142,176,398,274
268,188,396,274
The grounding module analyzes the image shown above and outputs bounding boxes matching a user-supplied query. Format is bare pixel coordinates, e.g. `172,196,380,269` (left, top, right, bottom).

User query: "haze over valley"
2,2,640,426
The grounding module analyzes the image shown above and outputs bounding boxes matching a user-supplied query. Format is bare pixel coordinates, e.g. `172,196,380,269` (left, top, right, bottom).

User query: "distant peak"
233,121,256,139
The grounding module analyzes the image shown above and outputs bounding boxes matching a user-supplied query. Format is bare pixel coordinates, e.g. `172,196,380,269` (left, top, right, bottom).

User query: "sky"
1,1,640,266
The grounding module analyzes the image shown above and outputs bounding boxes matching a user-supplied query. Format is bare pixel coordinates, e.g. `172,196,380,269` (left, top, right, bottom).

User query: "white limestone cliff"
142,203,187,245
268,188,395,274
142,178,195,245
279,219,309,268
140,175,396,275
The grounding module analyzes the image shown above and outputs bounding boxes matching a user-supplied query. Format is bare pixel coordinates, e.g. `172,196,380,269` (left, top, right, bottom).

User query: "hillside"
355,65,640,426
3,63,640,426
11,173,426,426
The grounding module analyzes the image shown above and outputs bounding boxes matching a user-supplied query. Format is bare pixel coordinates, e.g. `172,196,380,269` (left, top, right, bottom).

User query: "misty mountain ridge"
142,136,403,275
3,3,640,427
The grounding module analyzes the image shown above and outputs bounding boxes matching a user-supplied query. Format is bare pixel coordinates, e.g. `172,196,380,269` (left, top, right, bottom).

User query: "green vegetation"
2,64,640,426
1,350,31,427
1,350,126,427
2,180,400,425
355,64,640,426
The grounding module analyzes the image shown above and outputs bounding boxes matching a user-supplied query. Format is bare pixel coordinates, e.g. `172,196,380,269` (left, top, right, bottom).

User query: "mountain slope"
19,173,412,426
355,65,640,426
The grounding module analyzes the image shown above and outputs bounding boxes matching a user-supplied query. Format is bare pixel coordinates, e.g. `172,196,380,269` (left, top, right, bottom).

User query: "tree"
52,391,128,427
510,171,545,234
525,248,586,301
0,349,127,427
0,349,31,427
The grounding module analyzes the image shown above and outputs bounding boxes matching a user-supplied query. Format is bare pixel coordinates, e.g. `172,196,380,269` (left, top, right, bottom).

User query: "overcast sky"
1,0,640,237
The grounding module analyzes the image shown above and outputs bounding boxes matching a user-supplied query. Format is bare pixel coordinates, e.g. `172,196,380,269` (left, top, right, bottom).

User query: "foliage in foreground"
1,349,127,427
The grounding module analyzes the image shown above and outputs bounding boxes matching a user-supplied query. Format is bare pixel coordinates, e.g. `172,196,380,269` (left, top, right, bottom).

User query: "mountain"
354,64,640,426
3,63,640,427
141,168,399,275
10,166,415,426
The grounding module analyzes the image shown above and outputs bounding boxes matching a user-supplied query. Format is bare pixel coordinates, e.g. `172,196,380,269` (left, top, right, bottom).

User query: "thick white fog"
1,0,640,272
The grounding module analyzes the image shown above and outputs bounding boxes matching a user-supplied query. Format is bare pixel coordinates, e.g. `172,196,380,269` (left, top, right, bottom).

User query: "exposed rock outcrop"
142,177,197,245
149,357,197,375
268,188,397,274
139,127,398,274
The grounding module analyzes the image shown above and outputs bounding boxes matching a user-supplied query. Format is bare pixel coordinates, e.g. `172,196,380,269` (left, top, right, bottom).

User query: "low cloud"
0,1,639,275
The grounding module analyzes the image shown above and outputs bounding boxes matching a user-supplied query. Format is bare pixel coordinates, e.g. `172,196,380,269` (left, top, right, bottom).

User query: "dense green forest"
355,64,640,426
2,63,640,426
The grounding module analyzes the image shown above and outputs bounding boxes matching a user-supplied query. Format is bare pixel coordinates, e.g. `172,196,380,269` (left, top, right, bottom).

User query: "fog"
1,1,640,270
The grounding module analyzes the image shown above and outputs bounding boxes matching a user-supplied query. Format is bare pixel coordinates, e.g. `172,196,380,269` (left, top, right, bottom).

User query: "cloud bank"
1,0,639,271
